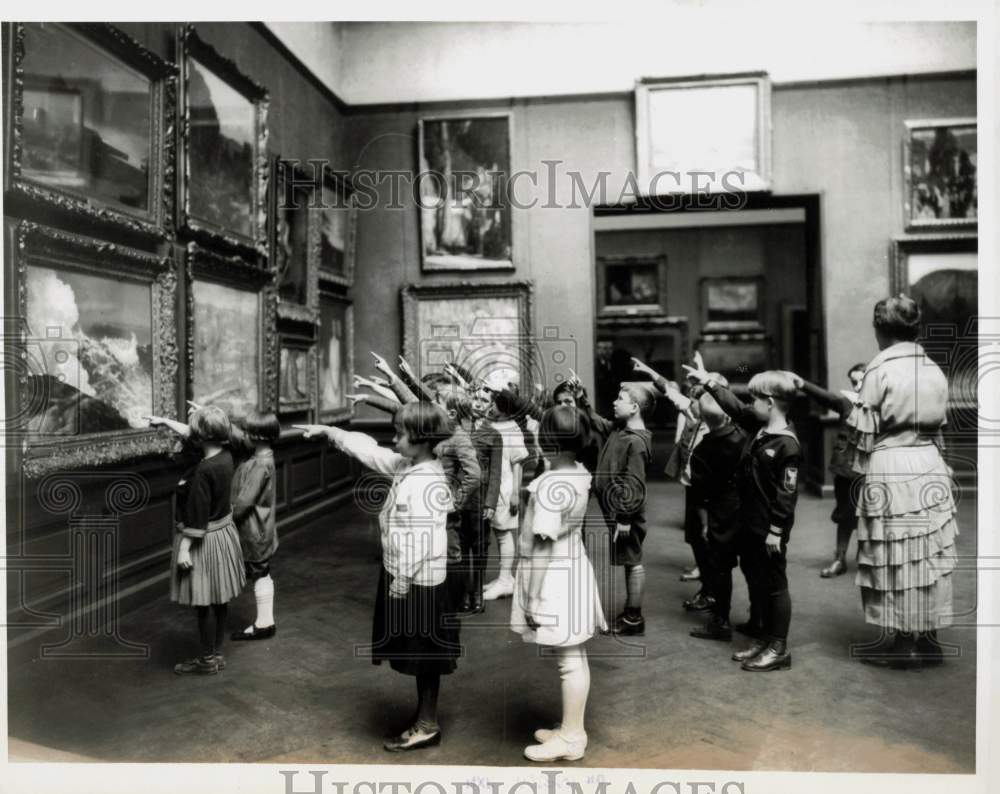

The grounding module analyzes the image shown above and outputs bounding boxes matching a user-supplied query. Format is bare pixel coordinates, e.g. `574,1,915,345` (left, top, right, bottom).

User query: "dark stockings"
415,672,441,731
196,603,229,658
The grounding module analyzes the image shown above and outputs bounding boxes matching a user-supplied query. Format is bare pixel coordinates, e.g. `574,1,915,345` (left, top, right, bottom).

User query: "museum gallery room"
0,18,985,771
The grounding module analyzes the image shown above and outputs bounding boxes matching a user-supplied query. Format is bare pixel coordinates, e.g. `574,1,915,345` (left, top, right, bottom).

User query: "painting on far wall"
904,118,977,230
318,295,353,422
418,114,513,271
25,265,153,435
191,279,260,417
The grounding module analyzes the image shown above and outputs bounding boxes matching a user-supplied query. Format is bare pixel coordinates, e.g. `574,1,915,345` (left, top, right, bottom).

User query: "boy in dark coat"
687,383,747,641
686,366,802,672
594,384,654,636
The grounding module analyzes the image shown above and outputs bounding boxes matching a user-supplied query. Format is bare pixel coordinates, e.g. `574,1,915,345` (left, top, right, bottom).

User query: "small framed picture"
317,292,354,423
271,157,317,323
279,336,316,416
700,276,765,332
313,166,357,289
596,255,668,317
903,118,977,231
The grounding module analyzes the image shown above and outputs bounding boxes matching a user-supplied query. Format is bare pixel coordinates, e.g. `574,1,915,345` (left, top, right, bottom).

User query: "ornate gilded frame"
13,221,180,478
185,242,278,413
401,279,535,387
313,166,358,289
176,24,269,257
4,23,177,241
272,156,319,324
317,290,354,424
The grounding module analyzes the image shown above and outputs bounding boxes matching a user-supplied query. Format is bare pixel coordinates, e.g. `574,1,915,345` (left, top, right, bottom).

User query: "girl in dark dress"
149,406,246,674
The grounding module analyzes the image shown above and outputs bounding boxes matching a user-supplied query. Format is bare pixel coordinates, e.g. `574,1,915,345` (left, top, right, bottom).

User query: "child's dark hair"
848,362,867,377
553,379,588,407
539,406,591,457
244,410,280,443
189,405,231,445
395,402,453,448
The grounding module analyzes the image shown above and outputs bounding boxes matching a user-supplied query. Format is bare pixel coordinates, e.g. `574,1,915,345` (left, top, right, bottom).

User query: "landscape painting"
191,279,260,417
25,265,153,435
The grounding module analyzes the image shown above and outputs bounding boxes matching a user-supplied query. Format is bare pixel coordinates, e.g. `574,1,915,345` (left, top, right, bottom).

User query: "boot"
914,631,946,666
741,639,791,671
690,617,732,641
731,637,768,662
683,592,716,612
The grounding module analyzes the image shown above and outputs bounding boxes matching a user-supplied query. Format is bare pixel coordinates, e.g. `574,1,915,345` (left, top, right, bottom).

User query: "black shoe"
608,614,645,636
820,558,848,578
458,594,473,614
733,620,765,639
174,655,219,675
742,640,791,671
383,725,442,752
913,632,946,666
732,638,768,662
855,630,910,666
231,624,276,641
690,618,732,641
683,593,716,613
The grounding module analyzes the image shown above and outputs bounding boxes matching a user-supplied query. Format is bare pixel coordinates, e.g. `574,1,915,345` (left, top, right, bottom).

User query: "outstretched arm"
295,424,405,474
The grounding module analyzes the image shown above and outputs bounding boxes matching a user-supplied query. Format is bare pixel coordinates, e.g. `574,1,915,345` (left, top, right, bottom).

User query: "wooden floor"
7,481,978,771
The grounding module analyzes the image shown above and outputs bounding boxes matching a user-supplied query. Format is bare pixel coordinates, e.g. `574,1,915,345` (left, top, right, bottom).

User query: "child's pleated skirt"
170,513,246,606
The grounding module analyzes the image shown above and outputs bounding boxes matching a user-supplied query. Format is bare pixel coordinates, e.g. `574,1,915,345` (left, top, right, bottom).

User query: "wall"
3,22,354,664
344,72,976,413
331,21,976,105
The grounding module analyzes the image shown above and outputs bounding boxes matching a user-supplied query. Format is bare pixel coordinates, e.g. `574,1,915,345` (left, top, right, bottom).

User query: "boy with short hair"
594,384,654,636
685,366,802,671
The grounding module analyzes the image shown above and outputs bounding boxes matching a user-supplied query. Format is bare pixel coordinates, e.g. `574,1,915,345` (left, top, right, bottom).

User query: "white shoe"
483,576,514,601
524,731,587,762
533,725,560,743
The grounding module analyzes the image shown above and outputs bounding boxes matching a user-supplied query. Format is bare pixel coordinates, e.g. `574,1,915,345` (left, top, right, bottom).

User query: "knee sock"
212,603,228,654
557,645,590,741
415,672,441,731
196,606,213,657
625,564,645,613
252,575,275,628
835,524,854,559
497,530,515,580
768,589,792,641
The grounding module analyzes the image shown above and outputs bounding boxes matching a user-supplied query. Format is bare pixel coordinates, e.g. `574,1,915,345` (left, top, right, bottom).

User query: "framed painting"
12,221,179,477
279,335,316,416
596,255,668,317
317,292,354,423
418,113,514,271
185,243,277,418
700,276,765,333
635,72,771,194
177,24,269,257
903,118,977,231
401,280,543,389
5,23,176,239
313,166,357,289
271,156,317,323
890,234,978,434
696,334,773,388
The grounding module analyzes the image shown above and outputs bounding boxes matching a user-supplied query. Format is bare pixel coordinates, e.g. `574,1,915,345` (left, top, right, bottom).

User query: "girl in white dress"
510,405,607,762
